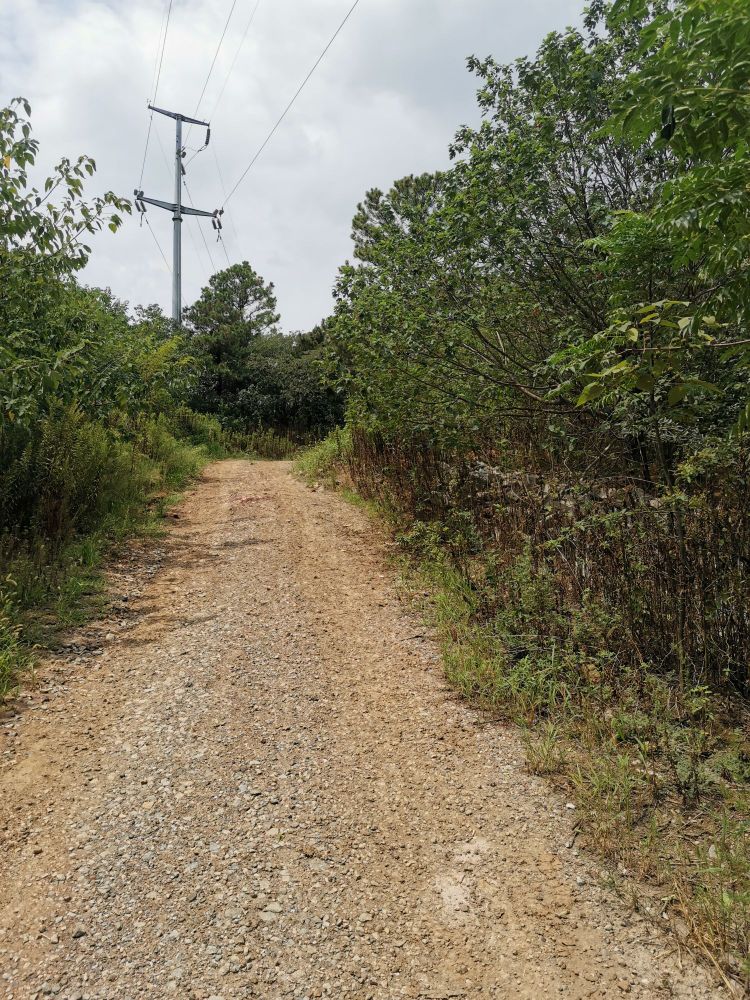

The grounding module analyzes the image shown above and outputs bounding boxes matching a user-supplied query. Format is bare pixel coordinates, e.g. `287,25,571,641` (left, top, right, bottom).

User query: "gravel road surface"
0,460,724,999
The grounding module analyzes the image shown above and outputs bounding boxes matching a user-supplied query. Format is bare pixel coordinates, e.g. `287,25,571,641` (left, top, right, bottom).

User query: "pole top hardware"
137,106,217,324
148,104,210,128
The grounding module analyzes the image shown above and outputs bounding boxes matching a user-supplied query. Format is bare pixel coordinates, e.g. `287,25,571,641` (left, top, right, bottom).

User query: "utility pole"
135,104,223,326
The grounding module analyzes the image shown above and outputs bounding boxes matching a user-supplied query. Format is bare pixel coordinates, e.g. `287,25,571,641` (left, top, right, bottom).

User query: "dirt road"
0,461,723,999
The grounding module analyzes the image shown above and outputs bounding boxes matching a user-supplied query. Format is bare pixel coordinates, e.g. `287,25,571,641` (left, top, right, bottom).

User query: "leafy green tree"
184,262,280,411
597,0,750,433
230,334,343,437
328,10,670,454
0,99,204,548
185,267,341,437
327,0,750,489
0,98,129,434
611,0,750,320
567,0,750,442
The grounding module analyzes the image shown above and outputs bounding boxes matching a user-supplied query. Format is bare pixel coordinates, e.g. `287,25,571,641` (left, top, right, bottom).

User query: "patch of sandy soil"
0,460,729,999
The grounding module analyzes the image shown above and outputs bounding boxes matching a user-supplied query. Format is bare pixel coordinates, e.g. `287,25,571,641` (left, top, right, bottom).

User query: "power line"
197,219,218,274
138,115,155,191
194,0,263,269
219,236,232,267
186,217,212,279
138,0,174,188
154,126,174,178
149,0,171,100
152,0,173,100
222,0,362,207
185,0,262,164
188,0,240,136
207,0,262,124
144,215,171,272
203,146,237,267
184,177,218,273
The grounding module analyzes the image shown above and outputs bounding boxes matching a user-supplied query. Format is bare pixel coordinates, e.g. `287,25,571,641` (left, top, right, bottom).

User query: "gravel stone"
0,460,727,999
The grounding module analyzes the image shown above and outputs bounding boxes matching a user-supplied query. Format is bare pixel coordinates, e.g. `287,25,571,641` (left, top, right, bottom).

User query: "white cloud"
1,0,583,329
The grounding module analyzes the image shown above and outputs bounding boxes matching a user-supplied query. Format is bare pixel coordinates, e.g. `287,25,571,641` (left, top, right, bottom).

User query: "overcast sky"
1,0,583,331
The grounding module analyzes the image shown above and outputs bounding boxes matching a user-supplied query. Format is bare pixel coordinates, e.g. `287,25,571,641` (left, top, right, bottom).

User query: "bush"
294,427,352,486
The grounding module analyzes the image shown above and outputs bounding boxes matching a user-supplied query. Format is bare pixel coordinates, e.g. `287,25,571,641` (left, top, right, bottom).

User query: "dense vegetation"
301,0,749,981
0,99,335,695
185,263,342,439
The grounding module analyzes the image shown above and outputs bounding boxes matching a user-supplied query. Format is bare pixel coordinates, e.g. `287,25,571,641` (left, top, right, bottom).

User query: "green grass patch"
294,427,352,487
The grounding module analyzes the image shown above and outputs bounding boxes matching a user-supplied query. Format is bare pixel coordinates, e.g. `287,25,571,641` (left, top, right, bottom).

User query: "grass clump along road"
298,427,749,988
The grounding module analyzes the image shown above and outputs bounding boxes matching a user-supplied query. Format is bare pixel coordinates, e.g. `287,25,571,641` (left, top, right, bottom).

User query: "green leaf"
576,381,606,406
667,384,689,406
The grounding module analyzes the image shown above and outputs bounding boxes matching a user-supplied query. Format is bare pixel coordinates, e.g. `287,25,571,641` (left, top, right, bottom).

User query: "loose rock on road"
0,461,723,999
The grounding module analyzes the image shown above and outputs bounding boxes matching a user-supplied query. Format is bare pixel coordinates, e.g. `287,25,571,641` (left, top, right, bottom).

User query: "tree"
184,262,279,342
0,98,129,435
609,0,750,433
571,0,750,440
184,262,280,412
610,0,750,316
184,266,341,437
327,11,670,451
230,333,344,437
